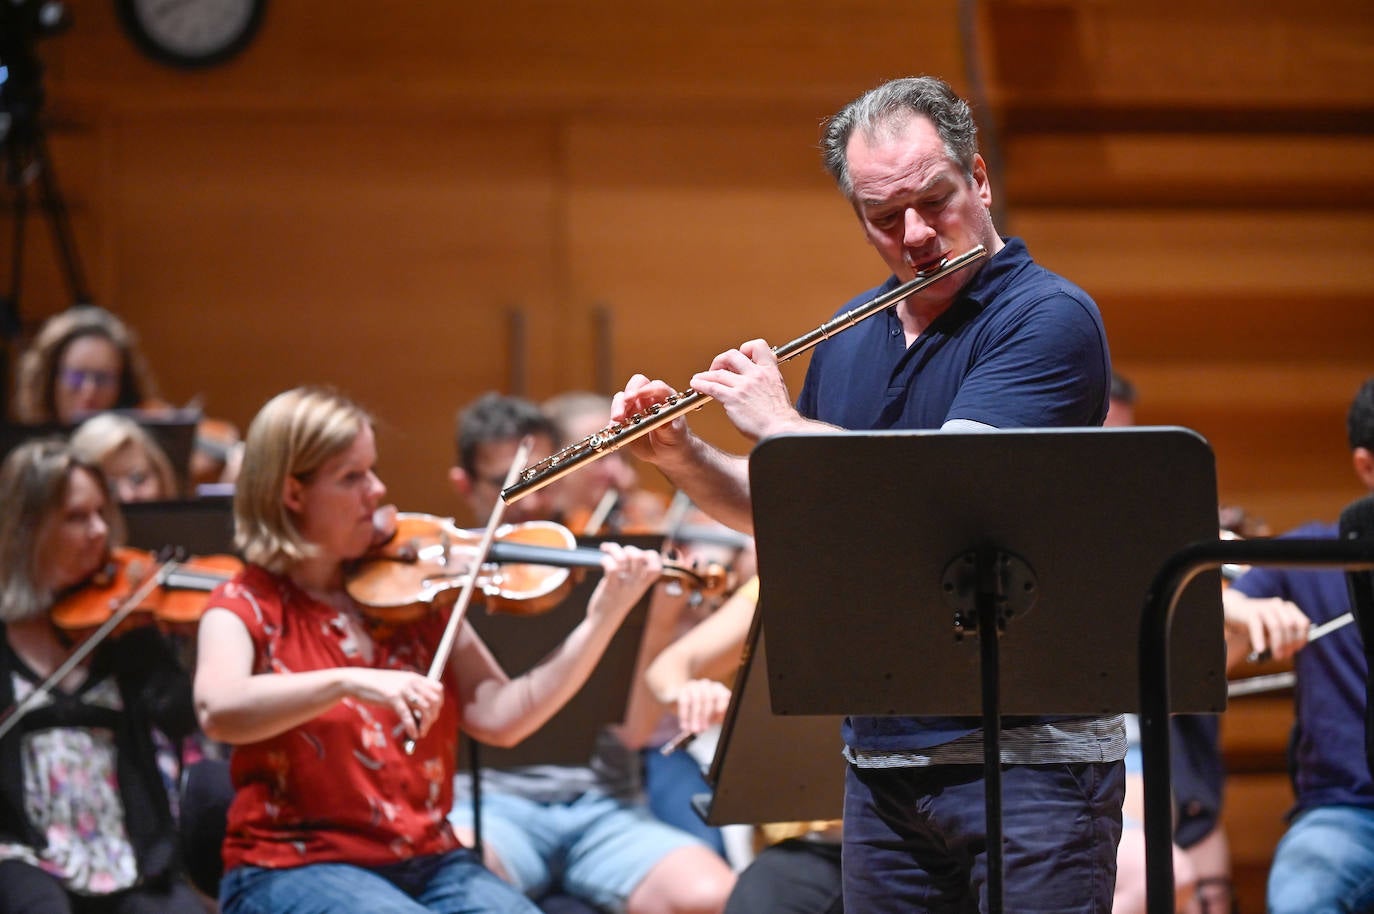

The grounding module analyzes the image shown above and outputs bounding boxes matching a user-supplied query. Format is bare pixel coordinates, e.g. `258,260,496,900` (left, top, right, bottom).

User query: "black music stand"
1138,533,1374,913
748,427,1226,913
693,605,845,826
0,409,200,492
121,495,236,556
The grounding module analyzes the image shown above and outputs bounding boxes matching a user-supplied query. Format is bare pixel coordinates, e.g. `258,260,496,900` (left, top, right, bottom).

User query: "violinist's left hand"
586,543,663,626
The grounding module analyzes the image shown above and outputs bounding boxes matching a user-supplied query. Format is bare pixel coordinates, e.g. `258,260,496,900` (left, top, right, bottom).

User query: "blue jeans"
641,746,725,856
219,849,541,914
842,761,1124,913
1267,805,1374,914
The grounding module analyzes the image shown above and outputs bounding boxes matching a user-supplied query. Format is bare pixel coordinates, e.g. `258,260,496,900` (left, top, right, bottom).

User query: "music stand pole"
941,547,1038,912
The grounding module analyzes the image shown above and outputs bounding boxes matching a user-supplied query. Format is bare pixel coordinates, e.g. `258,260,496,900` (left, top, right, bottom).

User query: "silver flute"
501,244,989,504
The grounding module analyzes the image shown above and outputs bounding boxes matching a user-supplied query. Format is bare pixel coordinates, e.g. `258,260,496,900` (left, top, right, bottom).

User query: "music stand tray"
750,427,1225,718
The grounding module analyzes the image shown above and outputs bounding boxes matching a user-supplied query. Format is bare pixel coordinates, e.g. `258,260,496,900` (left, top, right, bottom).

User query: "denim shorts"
219,848,540,914
448,789,702,912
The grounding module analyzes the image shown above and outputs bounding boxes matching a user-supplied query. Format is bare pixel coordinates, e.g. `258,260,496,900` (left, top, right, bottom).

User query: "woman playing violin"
194,386,664,914
0,440,201,914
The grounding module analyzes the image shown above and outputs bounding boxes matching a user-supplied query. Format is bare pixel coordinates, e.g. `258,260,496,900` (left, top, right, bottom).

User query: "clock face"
117,0,267,68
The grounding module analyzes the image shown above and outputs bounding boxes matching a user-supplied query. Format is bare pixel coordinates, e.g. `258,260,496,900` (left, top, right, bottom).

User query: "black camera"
1,0,71,149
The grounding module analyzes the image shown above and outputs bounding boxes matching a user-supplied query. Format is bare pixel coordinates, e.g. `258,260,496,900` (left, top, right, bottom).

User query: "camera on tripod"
1,0,88,352
0,0,71,154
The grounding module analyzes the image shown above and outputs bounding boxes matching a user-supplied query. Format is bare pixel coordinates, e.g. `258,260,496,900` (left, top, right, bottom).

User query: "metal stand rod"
977,550,1004,914
1139,537,1374,914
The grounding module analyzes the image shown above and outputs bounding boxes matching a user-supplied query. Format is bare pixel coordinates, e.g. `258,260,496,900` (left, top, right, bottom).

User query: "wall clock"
115,0,267,69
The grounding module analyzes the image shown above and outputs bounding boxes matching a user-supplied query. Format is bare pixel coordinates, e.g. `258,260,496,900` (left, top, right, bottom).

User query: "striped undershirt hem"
844,715,1128,768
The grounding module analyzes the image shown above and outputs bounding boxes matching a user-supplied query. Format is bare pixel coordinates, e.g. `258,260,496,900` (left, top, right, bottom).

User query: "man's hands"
612,339,806,464
690,339,805,441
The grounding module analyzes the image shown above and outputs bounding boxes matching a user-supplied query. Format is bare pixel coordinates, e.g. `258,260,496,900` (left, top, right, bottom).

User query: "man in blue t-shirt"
614,76,1119,912
1226,377,1374,914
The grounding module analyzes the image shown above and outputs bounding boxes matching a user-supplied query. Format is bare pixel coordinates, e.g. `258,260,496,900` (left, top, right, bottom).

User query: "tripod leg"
3,155,29,332
31,125,92,306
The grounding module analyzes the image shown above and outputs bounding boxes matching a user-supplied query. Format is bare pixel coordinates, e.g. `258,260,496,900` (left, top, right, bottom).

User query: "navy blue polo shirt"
796,237,1111,752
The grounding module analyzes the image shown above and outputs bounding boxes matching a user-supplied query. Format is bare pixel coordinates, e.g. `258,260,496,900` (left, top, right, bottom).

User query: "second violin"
50,547,243,634
346,512,733,624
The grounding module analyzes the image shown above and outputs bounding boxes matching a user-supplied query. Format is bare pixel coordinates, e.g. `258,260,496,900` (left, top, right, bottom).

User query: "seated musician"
12,305,241,488
1223,377,1374,914
446,392,735,914
70,413,182,503
541,392,754,859
12,306,158,425
0,439,202,914
192,386,664,914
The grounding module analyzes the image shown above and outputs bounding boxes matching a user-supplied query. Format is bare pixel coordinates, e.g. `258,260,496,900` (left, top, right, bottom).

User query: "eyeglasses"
58,368,119,391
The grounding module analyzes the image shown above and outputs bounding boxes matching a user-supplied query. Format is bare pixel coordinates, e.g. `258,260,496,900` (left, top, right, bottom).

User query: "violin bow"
0,555,178,743
404,436,534,755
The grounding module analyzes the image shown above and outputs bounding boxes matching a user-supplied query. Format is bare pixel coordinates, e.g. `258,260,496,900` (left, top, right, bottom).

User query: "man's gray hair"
821,76,979,200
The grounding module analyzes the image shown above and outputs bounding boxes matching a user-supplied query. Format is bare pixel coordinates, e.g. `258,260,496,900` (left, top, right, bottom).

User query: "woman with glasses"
12,306,157,426
12,306,243,489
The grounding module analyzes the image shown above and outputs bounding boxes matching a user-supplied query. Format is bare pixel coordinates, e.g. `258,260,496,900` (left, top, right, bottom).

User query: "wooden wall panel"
1,2,1366,907
103,112,564,512
1003,135,1374,208
562,119,878,462
49,0,966,114
982,0,1374,113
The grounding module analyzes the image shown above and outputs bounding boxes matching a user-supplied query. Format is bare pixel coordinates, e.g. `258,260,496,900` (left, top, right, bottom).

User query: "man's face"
462,434,557,524
846,114,998,320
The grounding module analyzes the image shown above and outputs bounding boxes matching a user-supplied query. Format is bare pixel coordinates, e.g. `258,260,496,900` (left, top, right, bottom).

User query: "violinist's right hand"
344,669,444,742
612,375,693,467
673,678,732,735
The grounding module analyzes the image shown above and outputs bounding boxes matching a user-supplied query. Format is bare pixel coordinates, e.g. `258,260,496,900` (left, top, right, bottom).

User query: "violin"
0,548,241,745
50,547,242,634
345,512,734,626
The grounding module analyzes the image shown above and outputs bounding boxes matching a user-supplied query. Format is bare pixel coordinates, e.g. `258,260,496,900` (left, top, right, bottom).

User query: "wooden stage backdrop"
7,2,1372,908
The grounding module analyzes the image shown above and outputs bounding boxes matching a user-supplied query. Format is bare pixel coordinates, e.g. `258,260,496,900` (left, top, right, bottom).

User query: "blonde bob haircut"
234,386,371,574
0,439,124,622
69,413,181,500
